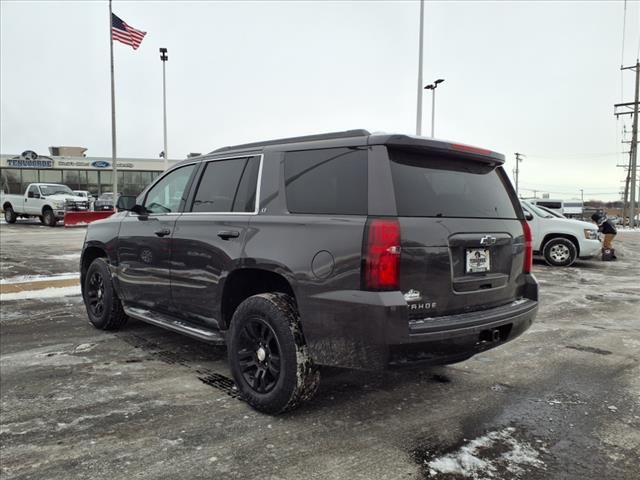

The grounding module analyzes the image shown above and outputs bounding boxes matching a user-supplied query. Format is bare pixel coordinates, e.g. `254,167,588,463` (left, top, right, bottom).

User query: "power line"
522,184,622,190
525,152,620,159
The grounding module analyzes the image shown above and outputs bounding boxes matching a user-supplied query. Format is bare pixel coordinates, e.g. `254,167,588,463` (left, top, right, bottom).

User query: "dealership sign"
7,151,54,168
57,160,133,169
91,160,111,168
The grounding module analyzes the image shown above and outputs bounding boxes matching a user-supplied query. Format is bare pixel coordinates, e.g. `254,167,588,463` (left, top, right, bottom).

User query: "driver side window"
143,164,196,214
28,185,40,198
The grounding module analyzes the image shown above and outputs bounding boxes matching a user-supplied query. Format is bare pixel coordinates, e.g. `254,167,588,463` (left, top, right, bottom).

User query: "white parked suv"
521,200,601,267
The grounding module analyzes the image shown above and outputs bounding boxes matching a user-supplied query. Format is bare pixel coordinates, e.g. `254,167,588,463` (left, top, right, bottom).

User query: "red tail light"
363,218,401,290
521,220,533,273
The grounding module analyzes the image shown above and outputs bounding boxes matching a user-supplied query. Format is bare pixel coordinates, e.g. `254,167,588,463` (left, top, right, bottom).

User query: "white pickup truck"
521,200,601,267
1,183,89,226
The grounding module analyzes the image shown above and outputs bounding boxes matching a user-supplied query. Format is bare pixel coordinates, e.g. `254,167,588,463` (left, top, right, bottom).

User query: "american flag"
111,13,146,50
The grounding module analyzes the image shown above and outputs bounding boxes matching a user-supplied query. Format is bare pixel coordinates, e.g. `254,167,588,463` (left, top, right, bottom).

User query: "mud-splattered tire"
543,237,577,267
228,293,320,414
43,208,56,227
83,258,128,331
4,206,17,223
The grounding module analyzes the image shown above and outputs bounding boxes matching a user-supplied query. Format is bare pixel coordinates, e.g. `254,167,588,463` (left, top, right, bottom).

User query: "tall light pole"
160,47,168,170
415,0,425,136
424,78,444,138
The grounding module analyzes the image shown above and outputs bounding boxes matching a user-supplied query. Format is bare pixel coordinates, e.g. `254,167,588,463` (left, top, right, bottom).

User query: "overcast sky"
1,0,638,200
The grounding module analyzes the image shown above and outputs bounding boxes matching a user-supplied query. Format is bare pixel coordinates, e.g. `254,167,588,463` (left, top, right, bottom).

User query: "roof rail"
210,129,370,153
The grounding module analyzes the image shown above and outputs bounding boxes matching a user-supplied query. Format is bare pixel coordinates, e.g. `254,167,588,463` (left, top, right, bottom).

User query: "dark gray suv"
80,130,538,413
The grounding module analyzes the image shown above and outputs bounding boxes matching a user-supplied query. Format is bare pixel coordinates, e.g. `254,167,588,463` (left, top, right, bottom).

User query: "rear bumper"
303,274,538,370
390,299,536,366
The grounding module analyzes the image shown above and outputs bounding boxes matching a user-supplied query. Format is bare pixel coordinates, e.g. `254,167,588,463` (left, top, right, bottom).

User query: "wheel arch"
220,267,296,331
2,201,13,211
80,244,109,294
41,204,53,215
541,233,580,256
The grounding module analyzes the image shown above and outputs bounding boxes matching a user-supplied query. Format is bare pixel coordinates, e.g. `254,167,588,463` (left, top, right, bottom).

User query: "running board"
123,306,225,345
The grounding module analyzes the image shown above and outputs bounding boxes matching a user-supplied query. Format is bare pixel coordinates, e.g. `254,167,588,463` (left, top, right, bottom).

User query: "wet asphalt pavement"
1,220,639,479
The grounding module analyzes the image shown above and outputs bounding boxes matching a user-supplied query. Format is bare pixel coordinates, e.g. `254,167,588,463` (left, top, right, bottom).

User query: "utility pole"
580,189,584,203
615,60,640,227
621,151,632,223
630,60,639,227
619,125,631,223
514,152,524,197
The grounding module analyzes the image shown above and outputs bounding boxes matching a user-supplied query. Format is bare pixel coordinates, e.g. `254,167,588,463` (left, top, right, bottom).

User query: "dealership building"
0,147,181,196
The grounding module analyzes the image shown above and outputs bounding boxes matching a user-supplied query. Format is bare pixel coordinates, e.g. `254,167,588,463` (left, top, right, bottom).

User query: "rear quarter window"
284,148,367,215
389,149,518,219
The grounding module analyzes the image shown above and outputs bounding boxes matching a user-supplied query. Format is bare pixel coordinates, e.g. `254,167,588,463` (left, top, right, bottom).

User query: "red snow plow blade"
64,210,115,227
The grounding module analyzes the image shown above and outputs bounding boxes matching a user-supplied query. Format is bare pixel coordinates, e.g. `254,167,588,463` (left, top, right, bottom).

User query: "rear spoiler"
371,134,505,166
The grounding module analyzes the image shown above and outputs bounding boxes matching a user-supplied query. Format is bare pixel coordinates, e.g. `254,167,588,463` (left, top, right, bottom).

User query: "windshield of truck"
40,184,74,196
388,149,518,219
538,205,566,218
522,201,554,218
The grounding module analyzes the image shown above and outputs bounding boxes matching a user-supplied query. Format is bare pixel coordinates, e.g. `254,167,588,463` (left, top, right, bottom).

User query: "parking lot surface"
1,220,639,479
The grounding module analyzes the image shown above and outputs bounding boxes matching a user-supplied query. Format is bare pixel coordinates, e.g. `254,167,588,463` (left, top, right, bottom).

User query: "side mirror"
116,195,137,211
524,212,533,221
130,204,148,215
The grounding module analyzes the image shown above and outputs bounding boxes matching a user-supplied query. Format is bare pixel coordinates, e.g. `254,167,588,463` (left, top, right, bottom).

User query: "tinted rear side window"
233,156,260,213
191,156,259,213
389,149,517,219
284,148,367,215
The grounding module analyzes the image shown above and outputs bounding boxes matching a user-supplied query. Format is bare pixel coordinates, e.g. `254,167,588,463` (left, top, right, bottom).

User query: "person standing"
591,212,617,260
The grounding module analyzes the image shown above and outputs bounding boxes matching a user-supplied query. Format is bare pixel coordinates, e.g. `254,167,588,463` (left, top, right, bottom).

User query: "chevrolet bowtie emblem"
480,235,497,246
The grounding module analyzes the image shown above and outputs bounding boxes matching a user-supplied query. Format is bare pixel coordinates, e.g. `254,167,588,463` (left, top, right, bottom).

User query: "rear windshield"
389,149,518,219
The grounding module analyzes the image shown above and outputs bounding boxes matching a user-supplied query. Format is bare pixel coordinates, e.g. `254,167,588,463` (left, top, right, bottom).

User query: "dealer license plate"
466,248,490,273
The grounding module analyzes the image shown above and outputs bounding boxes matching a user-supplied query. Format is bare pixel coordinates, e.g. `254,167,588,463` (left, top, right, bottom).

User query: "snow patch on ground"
0,285,81,301
427,427,545,478
52,253,81,260
0,272,79,285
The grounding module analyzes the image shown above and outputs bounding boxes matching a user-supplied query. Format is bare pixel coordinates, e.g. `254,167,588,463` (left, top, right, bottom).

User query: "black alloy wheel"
86,271,106,318
228,293,320,414
237,317,282,394
83,258,127,330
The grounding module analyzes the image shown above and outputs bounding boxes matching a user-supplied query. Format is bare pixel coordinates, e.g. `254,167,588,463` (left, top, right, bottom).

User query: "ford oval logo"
91,160,111,168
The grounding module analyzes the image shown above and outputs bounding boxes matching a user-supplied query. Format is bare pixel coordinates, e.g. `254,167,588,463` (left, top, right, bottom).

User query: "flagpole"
109,0,118,199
